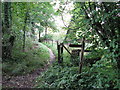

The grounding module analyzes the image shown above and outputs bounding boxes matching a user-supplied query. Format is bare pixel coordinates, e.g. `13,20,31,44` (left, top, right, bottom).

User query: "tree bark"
31,22,35,39
4,2,9,33
45,26,47,40
23,11,28,51
38,30,41,42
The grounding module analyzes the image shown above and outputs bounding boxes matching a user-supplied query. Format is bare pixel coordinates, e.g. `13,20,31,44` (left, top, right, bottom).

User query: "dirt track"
2,45,55,88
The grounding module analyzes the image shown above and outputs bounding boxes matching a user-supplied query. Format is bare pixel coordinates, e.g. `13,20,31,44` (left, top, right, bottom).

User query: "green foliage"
35,45,119,89
35,64,79,89
63,48,71,66
43,42,58,57
2,2,120,89
2,42,50,76
68,2,120,55
44,34,53,40
82,58,119,89
35,56,119,89
2,2,58,52
84,49,105,59
2,2,58,76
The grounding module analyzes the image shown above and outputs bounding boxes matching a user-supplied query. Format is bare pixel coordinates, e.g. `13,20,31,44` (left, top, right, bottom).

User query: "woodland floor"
2,45,55,88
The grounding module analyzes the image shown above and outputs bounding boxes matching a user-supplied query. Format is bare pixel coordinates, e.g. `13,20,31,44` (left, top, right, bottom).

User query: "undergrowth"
2,42,50,76
35,49,120,89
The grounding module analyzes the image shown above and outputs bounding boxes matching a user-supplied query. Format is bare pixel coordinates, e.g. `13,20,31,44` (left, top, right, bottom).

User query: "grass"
43,42,58,57
2,42,50,76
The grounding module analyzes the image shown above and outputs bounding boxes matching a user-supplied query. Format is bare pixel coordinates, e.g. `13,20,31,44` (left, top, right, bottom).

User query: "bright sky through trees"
45,1,74,41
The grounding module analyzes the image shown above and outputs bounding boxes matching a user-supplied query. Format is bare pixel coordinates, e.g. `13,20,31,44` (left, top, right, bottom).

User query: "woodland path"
2,44,55,88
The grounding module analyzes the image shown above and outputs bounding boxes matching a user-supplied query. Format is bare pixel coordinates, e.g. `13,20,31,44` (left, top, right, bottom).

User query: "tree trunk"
31,22,35,39
38,30,41,42
2,2,13,59
9,2,12,32
23,11,28,51
45,26,47,41
64,29,70,41
0,2,2,58
4,2,9,33
45,27,47,36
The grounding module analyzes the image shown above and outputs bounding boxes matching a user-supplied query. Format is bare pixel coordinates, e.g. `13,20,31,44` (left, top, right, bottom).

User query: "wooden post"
79,37,85,73
60,43,63,63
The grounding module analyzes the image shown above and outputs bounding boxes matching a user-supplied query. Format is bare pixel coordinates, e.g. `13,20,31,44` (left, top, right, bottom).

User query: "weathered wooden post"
78,37,85,73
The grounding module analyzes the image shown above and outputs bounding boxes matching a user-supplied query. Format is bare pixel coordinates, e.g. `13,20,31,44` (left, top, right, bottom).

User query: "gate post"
79,37,85,73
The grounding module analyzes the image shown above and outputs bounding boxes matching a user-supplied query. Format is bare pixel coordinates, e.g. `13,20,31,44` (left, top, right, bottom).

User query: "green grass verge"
2,42,50,76
43,42,58,57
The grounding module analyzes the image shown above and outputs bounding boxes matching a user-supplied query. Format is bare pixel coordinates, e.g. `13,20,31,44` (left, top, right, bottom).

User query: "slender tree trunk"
0,2,2,58
45,26,47,42
31,22,35,40
3,2,12,34
23,12,28,51
64,29,70,41
38,30,41,42
4,2,9,33
45,27,47,37
3,2,13,58
9,2,12,32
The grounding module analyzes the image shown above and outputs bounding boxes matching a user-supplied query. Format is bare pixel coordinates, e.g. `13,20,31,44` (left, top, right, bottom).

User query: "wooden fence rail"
63,44,71,55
